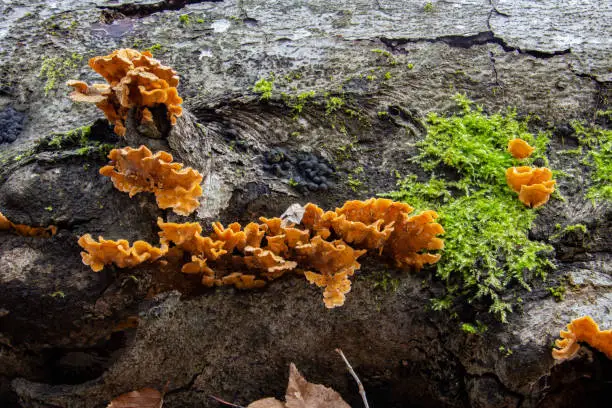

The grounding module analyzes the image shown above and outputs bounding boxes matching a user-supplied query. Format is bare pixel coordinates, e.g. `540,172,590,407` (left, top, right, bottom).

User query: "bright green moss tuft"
253,77,274,101
461,321,487,335
547,284,566,302
424,2,435,12
38,53,83,96
384,95,554,322
325,96,344,114
571,122,612,202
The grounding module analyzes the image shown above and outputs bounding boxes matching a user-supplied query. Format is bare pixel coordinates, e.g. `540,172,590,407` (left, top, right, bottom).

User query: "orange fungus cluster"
78,198,444,308
100,145,203,216
552,316,612,360
505,166,556,208
0,211,57,238
67,48,182,136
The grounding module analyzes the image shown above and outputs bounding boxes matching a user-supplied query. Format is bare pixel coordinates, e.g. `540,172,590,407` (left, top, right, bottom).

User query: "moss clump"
550,223,588,240
253,77,274,101
371,49,397,65
39,125,91,150
145,43,163,54
325,96,344,114
285,90,316,116
38,53,83,96
547,284,566,302
571,122,612,202
461,321,487,335
383,95,554,322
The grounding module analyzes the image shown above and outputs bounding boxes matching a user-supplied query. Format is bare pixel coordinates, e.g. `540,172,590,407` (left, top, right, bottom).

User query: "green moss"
498,345,513,357
461,321,487,335
550,223,588,242
384,71,392,80
179,14,190,24
371,49,392,58
561,121,612,202
145,43,163,54
370,271,400,293
579,127,611,202
424,2,435,12
383,95,554,322
287,90,316,115
407,63,414,70
325,96,344,114
288,178,299,187
565,224,587,234
547,284,566,302
347,174,363,192
38,53,83,96
41,125,91,150
371,48,397,65
595,109,612,120
253,77,274,101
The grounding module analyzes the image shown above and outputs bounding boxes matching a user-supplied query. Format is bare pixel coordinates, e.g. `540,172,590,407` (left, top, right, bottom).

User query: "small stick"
210,395,246,408
335,348,370,408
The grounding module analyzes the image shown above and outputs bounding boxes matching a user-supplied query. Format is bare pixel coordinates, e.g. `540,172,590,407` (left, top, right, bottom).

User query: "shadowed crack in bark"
380,0,570,62
98,0,223,21
379,32,571,59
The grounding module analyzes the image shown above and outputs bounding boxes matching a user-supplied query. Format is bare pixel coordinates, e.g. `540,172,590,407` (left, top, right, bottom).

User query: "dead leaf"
107,388,163,408
285,363,350,408
247,363,350,408
247,397,286,408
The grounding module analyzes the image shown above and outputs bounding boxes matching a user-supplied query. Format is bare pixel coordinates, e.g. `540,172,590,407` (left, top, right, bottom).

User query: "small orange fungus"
296,236,366,308
0,211,57,238
508,138,535,159
506,166,556,208
552,316,612,360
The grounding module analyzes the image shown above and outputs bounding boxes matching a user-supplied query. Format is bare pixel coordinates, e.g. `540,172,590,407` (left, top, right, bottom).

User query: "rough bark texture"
0,1,611,407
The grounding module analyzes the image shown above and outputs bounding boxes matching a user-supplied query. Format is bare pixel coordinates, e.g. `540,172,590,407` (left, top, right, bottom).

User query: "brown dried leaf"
107,387,163,408
285,363,350,408
247,397,286,408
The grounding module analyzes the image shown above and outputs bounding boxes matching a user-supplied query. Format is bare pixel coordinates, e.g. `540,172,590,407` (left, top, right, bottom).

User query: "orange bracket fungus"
296,236,366,308
315,198,445,269
0,211,57,238
100,145,203,216
79,199,444,308
78,234,167,272
507,138,535,159
552,316,612,360
505,166,556,208
67,48,182,137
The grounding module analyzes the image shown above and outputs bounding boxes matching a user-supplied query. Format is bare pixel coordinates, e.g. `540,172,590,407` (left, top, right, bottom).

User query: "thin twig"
210,395,247,408
335,348,370,408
